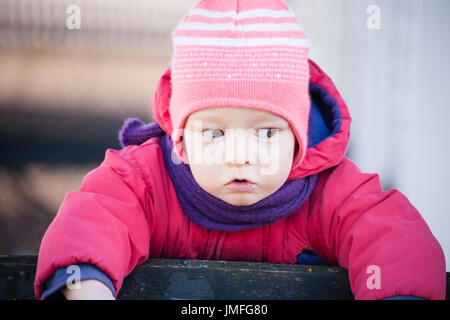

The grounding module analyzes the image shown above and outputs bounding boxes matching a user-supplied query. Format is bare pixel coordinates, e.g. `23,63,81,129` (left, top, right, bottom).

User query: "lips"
227,178,255,192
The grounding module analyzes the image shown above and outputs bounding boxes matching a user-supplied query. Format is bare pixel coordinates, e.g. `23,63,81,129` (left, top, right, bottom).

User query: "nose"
223,130,257,166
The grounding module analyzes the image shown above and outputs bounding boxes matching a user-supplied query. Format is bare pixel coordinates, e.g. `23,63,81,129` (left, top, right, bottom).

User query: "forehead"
187,107,287,125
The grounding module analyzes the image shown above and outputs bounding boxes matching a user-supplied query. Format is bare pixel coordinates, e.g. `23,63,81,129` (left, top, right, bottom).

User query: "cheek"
284,137,296,173
189,162,220,191
287,136,296,162
258,133,295,173
281,130,296,162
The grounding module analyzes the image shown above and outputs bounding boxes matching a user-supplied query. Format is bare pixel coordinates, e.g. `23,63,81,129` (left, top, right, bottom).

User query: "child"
34,0,445,300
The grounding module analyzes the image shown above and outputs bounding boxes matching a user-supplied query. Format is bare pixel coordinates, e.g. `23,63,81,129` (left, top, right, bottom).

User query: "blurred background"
0,0,449,270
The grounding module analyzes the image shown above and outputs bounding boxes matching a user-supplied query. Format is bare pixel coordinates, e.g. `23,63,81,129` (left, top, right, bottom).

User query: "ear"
179,135,189,164
172,133,190,165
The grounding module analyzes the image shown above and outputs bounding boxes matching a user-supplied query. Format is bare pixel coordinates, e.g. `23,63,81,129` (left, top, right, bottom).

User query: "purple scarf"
119,118,319,232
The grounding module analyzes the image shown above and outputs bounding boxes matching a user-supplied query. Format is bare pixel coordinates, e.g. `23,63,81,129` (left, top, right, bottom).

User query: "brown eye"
257,128,279,139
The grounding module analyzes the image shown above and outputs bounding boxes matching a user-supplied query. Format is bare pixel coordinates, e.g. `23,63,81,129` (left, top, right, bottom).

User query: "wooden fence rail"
1,255,449,300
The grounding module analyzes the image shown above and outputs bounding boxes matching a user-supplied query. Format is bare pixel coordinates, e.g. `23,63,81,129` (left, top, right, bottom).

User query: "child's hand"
60,279,115,300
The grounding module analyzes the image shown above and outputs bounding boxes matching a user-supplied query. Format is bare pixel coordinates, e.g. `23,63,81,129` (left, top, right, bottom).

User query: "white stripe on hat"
177,22,303,32
173,36,309,47
188,8,296,20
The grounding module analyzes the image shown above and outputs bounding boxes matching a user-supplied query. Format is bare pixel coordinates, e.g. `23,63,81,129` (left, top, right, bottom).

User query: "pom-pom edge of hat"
169,0,310,169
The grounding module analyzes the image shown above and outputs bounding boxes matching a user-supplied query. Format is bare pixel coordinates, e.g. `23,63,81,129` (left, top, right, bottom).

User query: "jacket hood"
151,59,351,180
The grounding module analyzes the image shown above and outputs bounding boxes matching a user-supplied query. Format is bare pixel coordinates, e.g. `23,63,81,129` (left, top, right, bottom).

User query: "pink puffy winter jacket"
34,60,446,300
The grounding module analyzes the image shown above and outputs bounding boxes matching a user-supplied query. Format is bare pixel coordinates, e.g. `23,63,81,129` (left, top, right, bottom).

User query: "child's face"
183,107,296,206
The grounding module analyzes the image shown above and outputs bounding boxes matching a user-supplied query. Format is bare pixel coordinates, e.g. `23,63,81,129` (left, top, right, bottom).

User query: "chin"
222,194,260,206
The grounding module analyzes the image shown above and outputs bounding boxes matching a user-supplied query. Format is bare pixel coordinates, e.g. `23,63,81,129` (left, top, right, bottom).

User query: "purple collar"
119,118,319,232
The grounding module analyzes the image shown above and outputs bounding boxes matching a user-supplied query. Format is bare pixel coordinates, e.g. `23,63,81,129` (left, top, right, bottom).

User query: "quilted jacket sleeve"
34,147,152,299
308,158,446,300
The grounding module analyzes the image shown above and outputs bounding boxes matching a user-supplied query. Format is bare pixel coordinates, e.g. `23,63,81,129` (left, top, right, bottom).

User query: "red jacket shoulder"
307,157,446,299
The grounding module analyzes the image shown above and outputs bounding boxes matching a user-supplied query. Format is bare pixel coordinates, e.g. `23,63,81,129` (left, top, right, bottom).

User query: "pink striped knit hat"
169,0,310,168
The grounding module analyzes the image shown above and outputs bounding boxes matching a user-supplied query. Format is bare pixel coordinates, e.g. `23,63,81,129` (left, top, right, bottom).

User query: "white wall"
288,0,450,270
